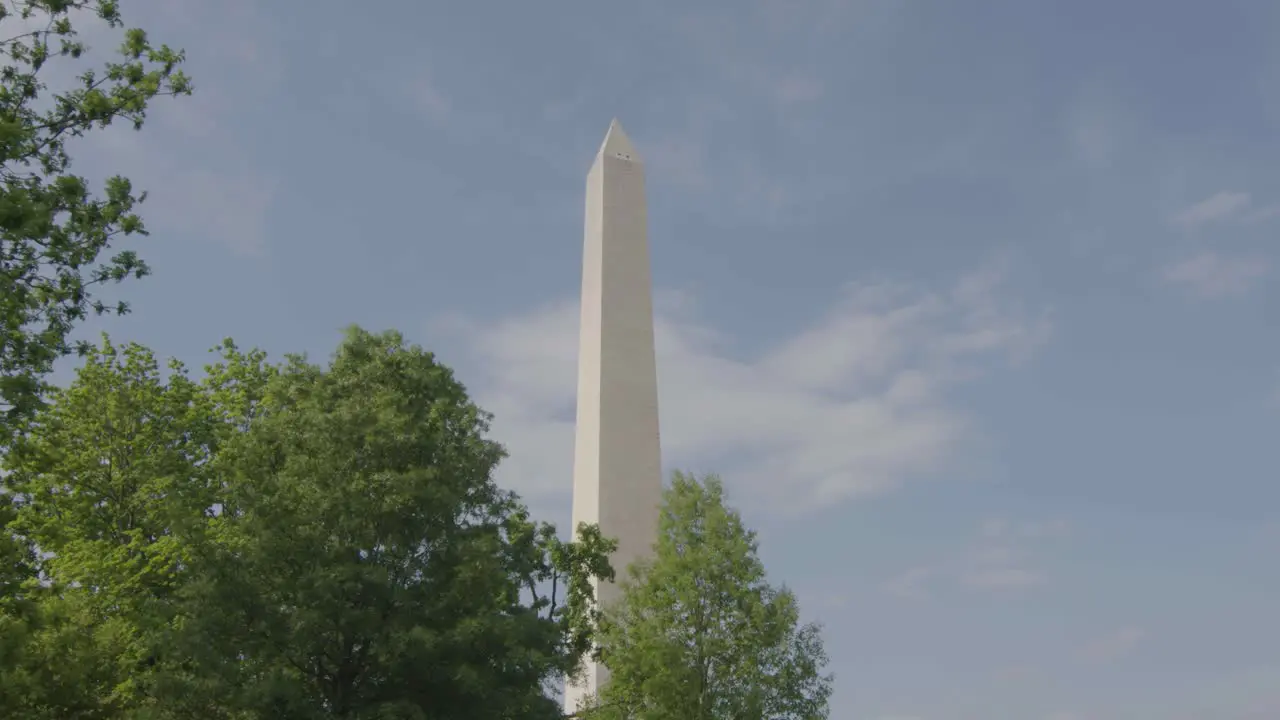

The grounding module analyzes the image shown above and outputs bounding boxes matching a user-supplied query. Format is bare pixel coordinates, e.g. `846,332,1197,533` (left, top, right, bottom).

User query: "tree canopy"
0,328,615,719
583,472,832,720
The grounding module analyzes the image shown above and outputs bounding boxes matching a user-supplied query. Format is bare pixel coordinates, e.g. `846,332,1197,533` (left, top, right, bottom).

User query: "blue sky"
57,1,1280,718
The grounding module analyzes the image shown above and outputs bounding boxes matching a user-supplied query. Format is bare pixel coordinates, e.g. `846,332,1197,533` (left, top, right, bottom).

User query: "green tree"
584,472,832,720
174,327,615,719
0,328,615,718
0,336,225,719
0,0,192,445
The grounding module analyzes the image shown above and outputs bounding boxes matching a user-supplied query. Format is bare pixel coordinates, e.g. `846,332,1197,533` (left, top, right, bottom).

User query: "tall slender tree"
585,472,833,720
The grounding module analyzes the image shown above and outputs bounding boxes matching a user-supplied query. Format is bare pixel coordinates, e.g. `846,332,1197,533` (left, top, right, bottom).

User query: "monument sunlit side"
563,119,663,714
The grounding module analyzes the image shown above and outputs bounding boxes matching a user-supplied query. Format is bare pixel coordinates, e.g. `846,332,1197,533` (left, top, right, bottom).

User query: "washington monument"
564,119,663,713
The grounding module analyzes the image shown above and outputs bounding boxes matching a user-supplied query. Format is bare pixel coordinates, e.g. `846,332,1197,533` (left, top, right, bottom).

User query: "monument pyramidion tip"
597,118,641,163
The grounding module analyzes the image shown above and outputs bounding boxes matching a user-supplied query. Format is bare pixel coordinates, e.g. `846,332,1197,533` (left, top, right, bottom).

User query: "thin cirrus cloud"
68,0,284,258
1162,252,1270,298
1172,190,1280,229
960,518,1069,589
1161,190,1275,298
882,518,1066,598
1173,191,1253,228
1080,626,1144,663
438,262,1051,514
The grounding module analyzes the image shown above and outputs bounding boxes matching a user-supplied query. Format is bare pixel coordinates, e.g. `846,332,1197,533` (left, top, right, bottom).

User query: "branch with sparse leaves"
0,0,192,446
504,505,618,682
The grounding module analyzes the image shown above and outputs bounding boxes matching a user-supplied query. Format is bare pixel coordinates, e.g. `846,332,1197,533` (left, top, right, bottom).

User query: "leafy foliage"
0,336,225,718
0,0,191,445
0,328,616,719
175,327,616,719
585,472,833,720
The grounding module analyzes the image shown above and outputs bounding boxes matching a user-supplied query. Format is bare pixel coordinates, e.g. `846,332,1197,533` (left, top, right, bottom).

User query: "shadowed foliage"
0,328,615,719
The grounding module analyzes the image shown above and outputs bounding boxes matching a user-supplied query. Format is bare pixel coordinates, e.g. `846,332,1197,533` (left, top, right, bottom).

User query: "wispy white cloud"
1163,665,1280,720
962,517,1072,590
961,566,1043,590
882,567,935,600
70,0,284,257
959,543,1046,590
408,69,453,124
1171,190,1280,229
642,130,712,191
770,73,825,104
150,168,279,257
1067,98,1119,170
1063,85,1144,172
1162,252,1270,297
981,518,1071,540
1081,626,1144,663
1243,204,1280,224
640,2,842,222
1173,191,1254,228
439,265,1049,513
676,3,831,111
391,62,586,179
883,517,1067,597
636,96,808,225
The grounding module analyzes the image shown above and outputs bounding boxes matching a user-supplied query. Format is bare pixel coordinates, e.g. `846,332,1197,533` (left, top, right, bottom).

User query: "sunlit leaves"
585,473,833,720
0,0,191,446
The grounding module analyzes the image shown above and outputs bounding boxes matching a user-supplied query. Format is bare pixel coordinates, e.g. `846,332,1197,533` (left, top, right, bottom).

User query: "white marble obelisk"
563,119,663,714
